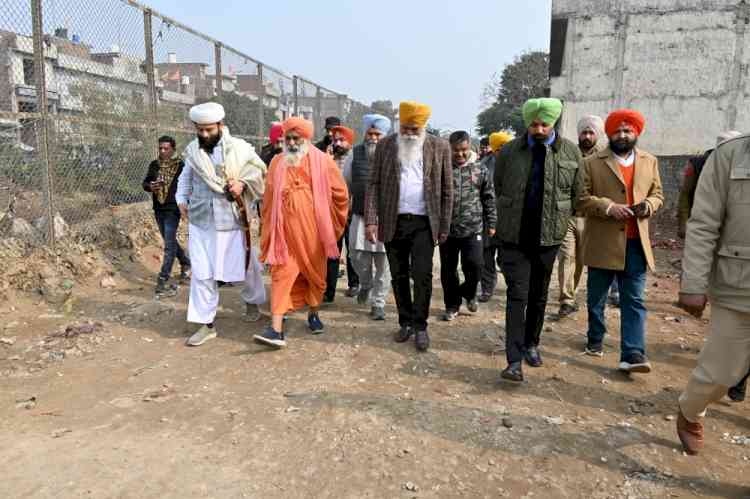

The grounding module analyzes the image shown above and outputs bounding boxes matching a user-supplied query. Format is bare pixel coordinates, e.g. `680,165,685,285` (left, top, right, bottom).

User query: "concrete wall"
551,0,748,156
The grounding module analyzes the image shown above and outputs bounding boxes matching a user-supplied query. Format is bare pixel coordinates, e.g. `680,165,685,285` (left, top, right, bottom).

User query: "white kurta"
181,144,266,324
348,214,386,253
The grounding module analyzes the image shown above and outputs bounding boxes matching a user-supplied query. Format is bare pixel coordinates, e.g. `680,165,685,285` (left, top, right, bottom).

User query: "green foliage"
477,51,550,136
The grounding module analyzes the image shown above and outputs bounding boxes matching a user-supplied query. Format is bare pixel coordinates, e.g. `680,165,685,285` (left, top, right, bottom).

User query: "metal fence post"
143,9,158,120
314,85,322,136
31,0,55,247
214,43,223,98
292,76,299,116
336,94,344,120
256,63,264,148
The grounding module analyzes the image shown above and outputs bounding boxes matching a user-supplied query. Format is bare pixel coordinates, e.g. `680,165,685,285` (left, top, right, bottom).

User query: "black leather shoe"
501,362,523,382
524,346,543,367
415,329,430,352
728,378,747,402
394,326,413,343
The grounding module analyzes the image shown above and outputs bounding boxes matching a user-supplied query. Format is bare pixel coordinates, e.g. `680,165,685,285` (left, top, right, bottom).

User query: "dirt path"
0,245,748,498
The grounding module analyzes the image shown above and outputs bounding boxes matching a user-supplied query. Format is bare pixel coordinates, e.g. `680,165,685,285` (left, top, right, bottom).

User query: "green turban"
522,98,563,128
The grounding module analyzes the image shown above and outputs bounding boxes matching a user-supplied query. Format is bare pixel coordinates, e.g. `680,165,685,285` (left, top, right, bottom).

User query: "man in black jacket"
143,135,191,297
315,116,341,154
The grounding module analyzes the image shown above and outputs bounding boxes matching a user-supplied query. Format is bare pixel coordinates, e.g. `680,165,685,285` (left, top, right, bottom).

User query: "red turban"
331,125,355,145
269,123,284,143
605,109,646,137
282,117,314,140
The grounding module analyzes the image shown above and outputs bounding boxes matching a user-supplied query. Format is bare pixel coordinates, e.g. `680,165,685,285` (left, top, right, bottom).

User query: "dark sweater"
142,158,184,212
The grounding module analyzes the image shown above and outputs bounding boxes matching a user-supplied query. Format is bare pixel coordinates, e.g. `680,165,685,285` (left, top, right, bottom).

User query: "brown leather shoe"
676,410,704,455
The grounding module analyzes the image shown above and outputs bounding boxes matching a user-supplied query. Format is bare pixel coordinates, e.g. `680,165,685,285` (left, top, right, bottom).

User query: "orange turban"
282,117,314,140
331,125,355,145
605,109,646,137
399,101,432,128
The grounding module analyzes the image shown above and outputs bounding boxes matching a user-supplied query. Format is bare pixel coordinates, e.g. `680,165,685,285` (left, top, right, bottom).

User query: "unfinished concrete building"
550,0,750,155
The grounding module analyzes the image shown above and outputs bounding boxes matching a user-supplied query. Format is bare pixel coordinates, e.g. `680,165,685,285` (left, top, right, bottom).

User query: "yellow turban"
399,101,432,128
489,131,513,152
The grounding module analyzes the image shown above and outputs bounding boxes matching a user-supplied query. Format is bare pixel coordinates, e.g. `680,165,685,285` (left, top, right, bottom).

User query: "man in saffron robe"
254,117,349,348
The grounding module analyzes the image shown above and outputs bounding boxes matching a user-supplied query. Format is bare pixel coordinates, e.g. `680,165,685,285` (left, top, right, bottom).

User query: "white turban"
577,114,605,140
189,102,225,124
716,130,741,146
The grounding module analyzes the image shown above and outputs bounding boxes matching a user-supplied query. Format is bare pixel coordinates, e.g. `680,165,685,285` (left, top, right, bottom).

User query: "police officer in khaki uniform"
676,133,750,455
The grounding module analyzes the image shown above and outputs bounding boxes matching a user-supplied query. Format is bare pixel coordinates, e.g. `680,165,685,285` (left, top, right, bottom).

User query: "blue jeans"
586,239,647,360
155,210,190,281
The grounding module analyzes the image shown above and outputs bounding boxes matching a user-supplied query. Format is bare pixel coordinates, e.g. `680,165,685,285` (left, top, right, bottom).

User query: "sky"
145,0,552,133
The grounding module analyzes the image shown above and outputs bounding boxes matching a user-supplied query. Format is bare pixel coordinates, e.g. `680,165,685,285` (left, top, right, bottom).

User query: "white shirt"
614,150,635,167
398,156,427,215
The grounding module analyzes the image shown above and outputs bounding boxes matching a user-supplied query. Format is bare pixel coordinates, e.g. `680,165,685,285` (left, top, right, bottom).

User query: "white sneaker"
186,325,217,346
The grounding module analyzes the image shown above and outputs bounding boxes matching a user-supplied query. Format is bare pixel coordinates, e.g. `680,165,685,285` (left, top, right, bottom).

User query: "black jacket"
142,158,184,212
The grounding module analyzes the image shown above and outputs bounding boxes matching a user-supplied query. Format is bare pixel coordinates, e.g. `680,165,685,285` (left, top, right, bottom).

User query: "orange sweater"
619,164,638,239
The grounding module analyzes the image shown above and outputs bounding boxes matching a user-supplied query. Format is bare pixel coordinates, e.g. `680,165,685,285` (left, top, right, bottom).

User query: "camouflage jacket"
449,161,497,239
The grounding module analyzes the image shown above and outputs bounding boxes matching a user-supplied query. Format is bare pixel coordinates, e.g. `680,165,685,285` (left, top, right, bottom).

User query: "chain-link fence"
0,0,376,247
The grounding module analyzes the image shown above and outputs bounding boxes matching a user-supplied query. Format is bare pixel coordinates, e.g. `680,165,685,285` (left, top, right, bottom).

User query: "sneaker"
524,346,543,367
370,306,385,321
618,352,652,373
179,266,191,283
186,325,217,346
584,343,604,357
443,309,458,322
253,326,286,348
155,279,178,298
478,293,491,303
243,303,262,322
357,288,371,305
608,292,620,308
345,285,360,298
557,303,577,319
501,362,524,382
394,326,413,343
415,329,430,352
466,298,478,313
308,312,324,334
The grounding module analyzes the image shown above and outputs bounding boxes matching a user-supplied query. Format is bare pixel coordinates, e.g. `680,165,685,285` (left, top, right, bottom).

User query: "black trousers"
500,242,560,364
324,223,359,300
481,243,502,296
439,234,483,311
385,215,434,331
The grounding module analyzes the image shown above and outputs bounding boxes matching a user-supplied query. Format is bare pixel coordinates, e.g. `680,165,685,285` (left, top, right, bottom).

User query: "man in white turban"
556,114,607,319
342,114,393,320
176,102,267,346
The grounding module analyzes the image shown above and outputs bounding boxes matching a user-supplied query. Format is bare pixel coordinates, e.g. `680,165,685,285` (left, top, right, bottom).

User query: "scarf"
265,145,339,265
155,156,182,205
183,127,265,224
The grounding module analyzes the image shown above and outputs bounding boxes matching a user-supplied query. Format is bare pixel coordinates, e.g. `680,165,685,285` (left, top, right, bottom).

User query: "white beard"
283,141,309,167
365,142,377,157
397,131,426,166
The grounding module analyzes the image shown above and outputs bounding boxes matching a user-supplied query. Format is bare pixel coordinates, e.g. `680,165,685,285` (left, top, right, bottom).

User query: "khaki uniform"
678,135,750,422
557,143,604,306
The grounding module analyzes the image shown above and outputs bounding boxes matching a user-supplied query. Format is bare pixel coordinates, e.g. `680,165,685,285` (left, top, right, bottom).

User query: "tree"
477,51,550,136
